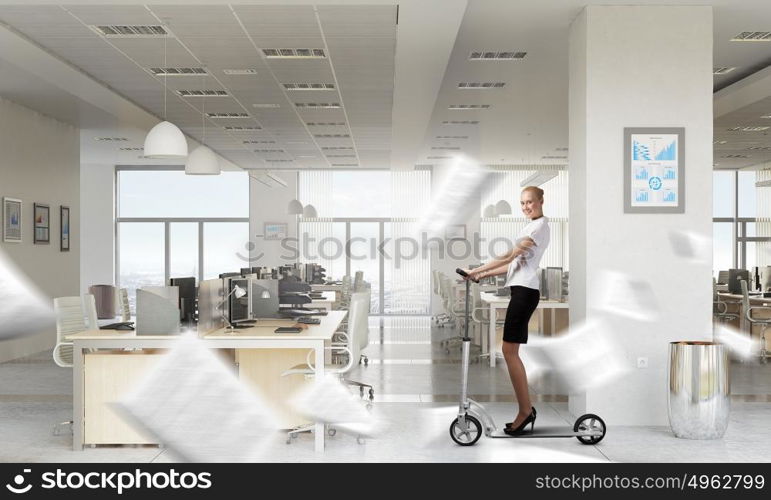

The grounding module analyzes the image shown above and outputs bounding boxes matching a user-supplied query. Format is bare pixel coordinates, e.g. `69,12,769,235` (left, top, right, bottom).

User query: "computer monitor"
240,267,253,276
169,277,196,325
219,272,241,279
728,269,750,295
227,278,250,324
250,279,281,319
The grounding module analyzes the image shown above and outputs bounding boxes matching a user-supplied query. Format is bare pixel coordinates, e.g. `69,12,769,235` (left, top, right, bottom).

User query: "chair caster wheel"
368,389,374,400
286,439,292,444
364,358,369,366
328,428,337,437
357,436,365,445
359,387,364,397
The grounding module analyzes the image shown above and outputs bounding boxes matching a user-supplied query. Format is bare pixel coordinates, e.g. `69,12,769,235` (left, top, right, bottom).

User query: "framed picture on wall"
60,206,70,251
445,224,466,241
3,197,22,243
33,203,50,244
623,127,685,213
264,222,288,240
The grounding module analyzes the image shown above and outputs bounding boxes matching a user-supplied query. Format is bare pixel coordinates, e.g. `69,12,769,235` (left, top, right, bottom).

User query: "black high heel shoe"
504,407,536,435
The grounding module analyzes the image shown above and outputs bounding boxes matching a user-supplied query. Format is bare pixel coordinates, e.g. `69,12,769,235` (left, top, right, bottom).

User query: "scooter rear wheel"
574,414,606,444
450,415,482,446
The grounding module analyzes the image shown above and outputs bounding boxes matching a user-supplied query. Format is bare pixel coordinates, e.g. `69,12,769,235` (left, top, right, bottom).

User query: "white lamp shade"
288,199,304,215
483,204,497,218
144,121,188,159
233,285,247,299
495,200,512,215
302,204,318,218
185,145,221,175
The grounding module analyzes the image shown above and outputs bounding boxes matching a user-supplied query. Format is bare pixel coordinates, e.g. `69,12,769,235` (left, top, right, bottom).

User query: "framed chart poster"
33,203,50,244
3,197,22,243
60,206,70,251
623,127,685,214
264,222,288,240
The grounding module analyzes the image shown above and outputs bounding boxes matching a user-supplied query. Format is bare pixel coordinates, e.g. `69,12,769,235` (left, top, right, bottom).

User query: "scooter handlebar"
455,268,479,283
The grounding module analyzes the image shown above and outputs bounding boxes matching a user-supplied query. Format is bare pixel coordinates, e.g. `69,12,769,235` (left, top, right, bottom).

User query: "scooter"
449,268,606,446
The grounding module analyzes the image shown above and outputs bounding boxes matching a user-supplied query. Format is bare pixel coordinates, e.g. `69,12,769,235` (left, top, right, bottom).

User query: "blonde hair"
521,186,544,200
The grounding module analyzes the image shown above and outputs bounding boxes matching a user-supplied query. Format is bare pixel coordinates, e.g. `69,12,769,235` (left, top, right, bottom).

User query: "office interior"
0,0,770,463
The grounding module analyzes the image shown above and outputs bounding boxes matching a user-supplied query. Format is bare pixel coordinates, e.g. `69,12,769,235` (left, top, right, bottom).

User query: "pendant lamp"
185,66,220,174
302,204,318,218
288,199,304,215
144,22,188,159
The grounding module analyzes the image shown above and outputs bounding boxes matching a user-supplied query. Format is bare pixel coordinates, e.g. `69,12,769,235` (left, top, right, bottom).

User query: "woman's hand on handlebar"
460,268,477,281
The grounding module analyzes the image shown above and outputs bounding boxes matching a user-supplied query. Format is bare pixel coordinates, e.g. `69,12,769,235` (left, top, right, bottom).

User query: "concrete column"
568,6,713,425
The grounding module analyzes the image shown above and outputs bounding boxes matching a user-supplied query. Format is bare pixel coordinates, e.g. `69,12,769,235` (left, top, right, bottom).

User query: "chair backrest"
53,296,88,367
717,270,729,285
118,288,131,321
353,271,364,290
346,292,369,362
88,284,116,319
82,293,98,330
740,279,750,310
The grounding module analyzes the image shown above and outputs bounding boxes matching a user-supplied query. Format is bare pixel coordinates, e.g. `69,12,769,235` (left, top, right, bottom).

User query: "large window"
117,168,249,308
298,170,431,314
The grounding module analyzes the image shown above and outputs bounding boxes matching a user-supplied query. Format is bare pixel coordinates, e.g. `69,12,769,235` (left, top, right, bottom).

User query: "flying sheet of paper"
0,249,54,340
113,335,280,462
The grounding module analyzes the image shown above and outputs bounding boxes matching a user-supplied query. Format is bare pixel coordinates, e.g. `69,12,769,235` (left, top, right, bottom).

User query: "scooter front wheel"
574,413,606,445
450,415,482,446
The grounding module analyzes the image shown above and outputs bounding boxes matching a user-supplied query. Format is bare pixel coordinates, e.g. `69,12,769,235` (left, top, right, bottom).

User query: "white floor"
1,316,769,463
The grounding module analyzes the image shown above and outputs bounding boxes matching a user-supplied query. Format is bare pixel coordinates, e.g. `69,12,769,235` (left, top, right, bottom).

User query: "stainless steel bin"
668,341,729,439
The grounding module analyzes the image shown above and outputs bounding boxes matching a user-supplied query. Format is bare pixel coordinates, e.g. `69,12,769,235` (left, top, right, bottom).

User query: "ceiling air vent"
94,137,129,141
207,112,250,118
119,147,144,151
448,104,490,110
149,67,206,76
283,83,335,90
748,146,771,151
431,146,460,150
458,82,505,89
427,156,451,159
436,135,468,139
324,154,357,158
91,25,169,37
730,32,771,41
713,140,728,144
252,103,280,109
314,134,350,138
265,159,294,162
441,120,480,125
727,126,770,132
556,147,569,151
713,67,736,75
469,51,526,60
331,163,358,167
253,149,286,153
722,154,749,158
541,155,568,160
321,146,354,151
177,90,228,97
243,140,276,144
224,126,262,131
295,103,341,109
262,48,326,59
306,122,346,126
223,69,257,75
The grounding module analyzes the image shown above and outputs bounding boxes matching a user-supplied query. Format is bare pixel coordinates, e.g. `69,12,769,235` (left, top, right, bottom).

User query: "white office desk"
66,310,346,453
479,293,569,367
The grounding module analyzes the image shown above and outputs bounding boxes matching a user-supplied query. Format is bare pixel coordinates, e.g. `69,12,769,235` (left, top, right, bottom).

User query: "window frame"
115,166,249,287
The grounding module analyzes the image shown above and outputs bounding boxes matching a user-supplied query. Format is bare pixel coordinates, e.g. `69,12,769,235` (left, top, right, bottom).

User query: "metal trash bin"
668,341,729,439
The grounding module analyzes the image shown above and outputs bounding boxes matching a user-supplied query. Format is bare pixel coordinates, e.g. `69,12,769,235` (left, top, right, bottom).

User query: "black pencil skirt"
502,286,541,344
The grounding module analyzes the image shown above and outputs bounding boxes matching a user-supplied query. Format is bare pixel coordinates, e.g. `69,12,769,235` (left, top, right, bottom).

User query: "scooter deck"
488,426,596,439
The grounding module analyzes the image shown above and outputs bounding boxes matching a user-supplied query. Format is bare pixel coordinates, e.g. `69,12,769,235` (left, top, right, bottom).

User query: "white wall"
0,97,79,361
249,172,299,267
568,6,713,425
80,162,114,294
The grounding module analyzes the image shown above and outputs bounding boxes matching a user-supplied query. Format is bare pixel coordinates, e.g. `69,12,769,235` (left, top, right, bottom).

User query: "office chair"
438,274,469,354
740,280,770,363
431,270,452,326
353,271,364,292
713,277,738,336
470,281,502,363
717,270,730,285
52,295,92,435
281,292,372,444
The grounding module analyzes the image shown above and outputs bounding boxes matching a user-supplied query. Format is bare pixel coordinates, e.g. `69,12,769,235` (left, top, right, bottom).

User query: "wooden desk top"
480,292,569,308
66,310,347,342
